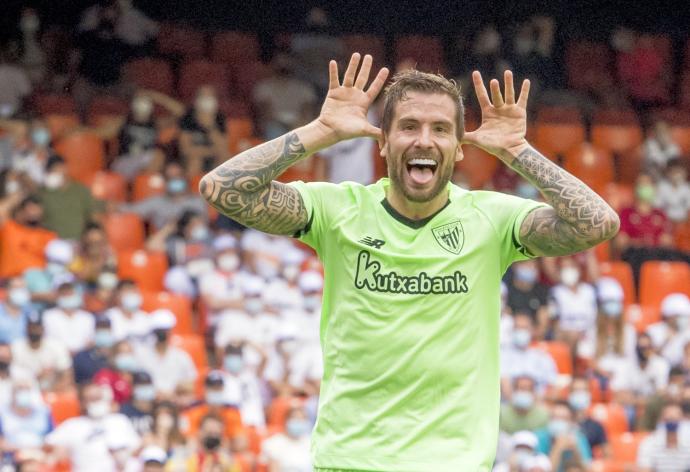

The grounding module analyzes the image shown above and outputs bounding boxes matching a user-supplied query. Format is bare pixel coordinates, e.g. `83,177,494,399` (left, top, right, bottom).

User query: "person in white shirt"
0,377,53,451
319,135,375,185
655,159,690,223
45,383,140,472
264,324,323,397
263,247,306,312
642,121,682,180
42,282,95,354
637,402,690,472
259,404,312,472
105,279,150,344
135,309,197,397
198,234,244,329
220,341,267,430
646,293,690,367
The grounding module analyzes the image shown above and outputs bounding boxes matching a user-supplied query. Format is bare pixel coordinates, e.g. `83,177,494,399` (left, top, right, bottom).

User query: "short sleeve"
286,180,344,255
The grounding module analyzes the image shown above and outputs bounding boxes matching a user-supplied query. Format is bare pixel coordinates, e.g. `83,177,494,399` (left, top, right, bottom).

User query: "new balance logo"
359,236,386,249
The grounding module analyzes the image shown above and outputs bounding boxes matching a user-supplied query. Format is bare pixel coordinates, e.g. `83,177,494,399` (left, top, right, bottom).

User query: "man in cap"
137,445,167,471
494,430,539,472
24,238,75,308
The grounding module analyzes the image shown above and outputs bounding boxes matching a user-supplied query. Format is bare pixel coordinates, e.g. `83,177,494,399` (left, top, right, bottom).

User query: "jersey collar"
377,178,452,230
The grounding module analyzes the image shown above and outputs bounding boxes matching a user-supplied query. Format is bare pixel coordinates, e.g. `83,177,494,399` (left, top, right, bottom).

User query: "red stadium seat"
53,131,105,183
565,41,613,91
533,341,573,375
456,145,499,189
394,35,445,72
534,122,586,161
588,402,629,438
343,34,386,66
535,106,583,124
178,60,230,100
639,261,690,307
33,94,77,115
564,143,614,195
210,31,260,65
228,60,271,100
171,334,207,369
157,23,206,58
592,108,640,126
87,96,129,119
142,291,194,335
610,431,650,464
88,171,127,202
103,213,145,252
117,250,168,292
122,58,175,95
132,173,166,201
599,261,636,306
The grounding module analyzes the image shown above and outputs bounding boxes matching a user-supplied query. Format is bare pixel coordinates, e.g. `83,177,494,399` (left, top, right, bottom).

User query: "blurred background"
0,1,689,471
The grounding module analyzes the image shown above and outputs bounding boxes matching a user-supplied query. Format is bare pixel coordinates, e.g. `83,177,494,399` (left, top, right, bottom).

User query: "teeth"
408,158,437,166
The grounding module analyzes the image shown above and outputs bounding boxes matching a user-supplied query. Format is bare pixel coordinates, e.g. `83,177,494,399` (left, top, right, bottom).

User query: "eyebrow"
397,117,453,127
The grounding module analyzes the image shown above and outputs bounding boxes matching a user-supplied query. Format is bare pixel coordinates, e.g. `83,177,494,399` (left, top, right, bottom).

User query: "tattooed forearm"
511,146,620,256
199,132,310,235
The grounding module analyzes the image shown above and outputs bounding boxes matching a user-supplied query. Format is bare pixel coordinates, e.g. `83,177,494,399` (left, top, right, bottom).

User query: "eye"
434,126,448,133
403,124,415,131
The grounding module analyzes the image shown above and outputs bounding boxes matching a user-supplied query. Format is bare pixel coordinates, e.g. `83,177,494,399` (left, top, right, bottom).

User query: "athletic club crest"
432,220,464,255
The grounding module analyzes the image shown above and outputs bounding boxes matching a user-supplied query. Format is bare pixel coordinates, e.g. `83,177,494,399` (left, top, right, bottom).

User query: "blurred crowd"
0,1,688,472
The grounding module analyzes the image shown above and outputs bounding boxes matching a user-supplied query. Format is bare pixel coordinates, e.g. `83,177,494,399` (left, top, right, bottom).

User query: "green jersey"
289,177,546,471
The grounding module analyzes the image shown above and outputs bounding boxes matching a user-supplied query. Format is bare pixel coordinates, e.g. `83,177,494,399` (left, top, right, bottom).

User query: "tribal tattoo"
511,146,620,256
199,132,310,235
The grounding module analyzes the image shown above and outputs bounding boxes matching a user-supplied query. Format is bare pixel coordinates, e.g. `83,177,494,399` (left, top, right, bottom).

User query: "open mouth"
406,158,438,186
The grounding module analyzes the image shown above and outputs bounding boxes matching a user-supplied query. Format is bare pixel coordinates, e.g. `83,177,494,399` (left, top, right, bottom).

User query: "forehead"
392,91,457,124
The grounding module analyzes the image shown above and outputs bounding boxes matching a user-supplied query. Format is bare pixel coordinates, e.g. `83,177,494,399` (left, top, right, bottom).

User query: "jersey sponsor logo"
354,250,468,294
432,220,464,255
359,236,386,249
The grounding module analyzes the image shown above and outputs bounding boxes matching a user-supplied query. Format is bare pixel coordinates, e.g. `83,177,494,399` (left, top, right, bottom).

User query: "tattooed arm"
463,70,619,256
199,53,388,235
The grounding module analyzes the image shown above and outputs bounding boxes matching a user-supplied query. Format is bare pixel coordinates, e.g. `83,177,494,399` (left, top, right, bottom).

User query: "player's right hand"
316,52,389,141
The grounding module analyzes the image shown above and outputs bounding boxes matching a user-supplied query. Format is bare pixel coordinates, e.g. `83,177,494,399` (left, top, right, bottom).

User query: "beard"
387,148,455,203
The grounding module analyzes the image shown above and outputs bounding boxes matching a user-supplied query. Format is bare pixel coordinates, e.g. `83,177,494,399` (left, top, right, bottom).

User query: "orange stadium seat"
44,390,81,425
588,402,629,438
674,220,690,252
610,431,649,464
117,250,168,292
343,34,386,66
533,341,573,375
171,334,207,370
210,31,260,65
104,213,145,252
564,143,614,195
122,58,175,95
394,35,445,72
178,59,230,100
591,124,643,154
88,171,127,202
53,131,105,183
599,261,636,305
670,126,690,155
157,23,207,58
132,173,166,201
32,94,77,115
593,108,640,126
602,182,635,212
627,304,661,333
534,122,585,161
639,261,690,307
456,145,499,189
44,113,80,140
594,240,610,263
227,118,254,154
141,291,194,335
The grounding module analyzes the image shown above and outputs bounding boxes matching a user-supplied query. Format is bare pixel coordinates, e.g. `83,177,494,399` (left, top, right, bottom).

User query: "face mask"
286,418,311,438
512,390,534,410
513,329,532,349
57,293,83,311
166,178,187,194
46,262,65,276
665,421,680,433
133,384,156,402
115,354,138,372
256,258,280,279
224,354,244,374
303,294,321,312
514,266,538,284
20,14,40,33
9,288,30,307
516,182,539,200
206,390,225,406
31,127,50,147
87,400,111,419
636,184,656,204
281,339,298,355
94,329,114,348
131,98,153,119
44,172,65,190
98,272,118,290
5,180,20,195
15,389,33,409
190,225,209,242
282,265,300,282
676,315,690,331
196,96,218,114
28,332,41,344
217,254,239,272
121,292,142,312
568,390,591,411
202,435,221,451
548,418,570,437
154,329,169,344
560,267,580,287
245,298,263,315
601,300,623,318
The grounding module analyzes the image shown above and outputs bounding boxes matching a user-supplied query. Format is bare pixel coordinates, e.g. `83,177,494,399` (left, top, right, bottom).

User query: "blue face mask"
601,300,623,317
206,390,226,406
166,178,187,194
57,293,82,311
115,354,138,372
133,384,156,402
513,329,532,349
9,288,31,307
516,182,540,200
512,390,534,410
286,418,311,438
31,127,51,147
94,329,114,348
514,266,538,284
548,419,570,437
568,390,591,411
665,421,680,433
224,354,244,374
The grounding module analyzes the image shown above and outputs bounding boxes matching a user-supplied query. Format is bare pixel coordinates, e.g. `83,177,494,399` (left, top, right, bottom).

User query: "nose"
414,125,434,149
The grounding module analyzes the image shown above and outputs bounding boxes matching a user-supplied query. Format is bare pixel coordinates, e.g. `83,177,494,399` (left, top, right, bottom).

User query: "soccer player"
200,53,620,471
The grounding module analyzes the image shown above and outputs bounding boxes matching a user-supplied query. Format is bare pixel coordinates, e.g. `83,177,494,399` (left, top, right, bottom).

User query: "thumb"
460,130,478,145
363,124,382,140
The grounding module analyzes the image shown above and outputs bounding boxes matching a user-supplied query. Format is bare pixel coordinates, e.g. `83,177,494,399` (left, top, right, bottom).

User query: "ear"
454,143,464,162
378,133,387,158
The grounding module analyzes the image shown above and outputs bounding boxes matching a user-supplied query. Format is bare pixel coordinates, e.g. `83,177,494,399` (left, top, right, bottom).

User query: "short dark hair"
45,155,66,172
116,279,137,292
381,69,464,139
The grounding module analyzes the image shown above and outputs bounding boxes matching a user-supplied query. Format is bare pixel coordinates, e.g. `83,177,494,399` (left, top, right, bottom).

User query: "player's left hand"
462,70,530,160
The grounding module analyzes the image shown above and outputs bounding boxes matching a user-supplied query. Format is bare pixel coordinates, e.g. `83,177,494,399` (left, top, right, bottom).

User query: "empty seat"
122,58,175,95
210,31,260,65
88,171,127,202
178,59,231,100
227,118,254,154
627,304,661,333
43,389,81,425
564,143,614,194
131,173,166,201
104,212,145,252
599,261,636,305
229,60,270,100
53,131,105,183
117,250,168,292
142,291,194,335
157,23,206,58
534,122,586,160
610,431,649,464
456,145,498,189
533,341,572,375
639,261,690,307
33,94,77,115
591,124,643,154
343,34,386,66
394,35,445,72
588,403,629,438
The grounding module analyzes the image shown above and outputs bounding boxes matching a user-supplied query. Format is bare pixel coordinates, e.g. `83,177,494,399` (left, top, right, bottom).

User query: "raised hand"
462,70,530,159
316,53,389,141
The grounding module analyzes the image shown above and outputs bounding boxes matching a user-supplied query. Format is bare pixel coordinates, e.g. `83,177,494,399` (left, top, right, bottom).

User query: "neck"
637,202,652,214
6,303,21,315
514,280,533,291
385,185,449,221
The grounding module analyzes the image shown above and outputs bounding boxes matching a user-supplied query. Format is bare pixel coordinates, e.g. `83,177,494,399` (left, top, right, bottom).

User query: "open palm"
462,70,531,157
317,53,389,141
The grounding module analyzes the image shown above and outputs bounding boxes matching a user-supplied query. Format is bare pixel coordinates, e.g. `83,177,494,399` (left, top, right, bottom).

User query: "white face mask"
9,287,30,307
195,95,218,114
282,265,300,282
121,291,142,311
5,180,20,195
561,267,581,287
131,97,153,119
217,254,239,272
245,298,263,315
44,172,65,190
87,400,111,419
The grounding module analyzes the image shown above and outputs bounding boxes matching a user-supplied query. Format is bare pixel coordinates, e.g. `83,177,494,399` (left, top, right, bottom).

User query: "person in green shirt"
500,375,550,434
200,53,620,471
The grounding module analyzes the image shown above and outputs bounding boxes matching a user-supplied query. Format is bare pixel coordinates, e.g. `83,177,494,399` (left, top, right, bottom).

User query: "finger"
343,52,361,87
472,71,492,109
363,123,383,140
354,54,373,89
517,79,531,109
504,70,515,105
460,130,477,145
328,60,339,89
365,67,390,101
490,79,504,107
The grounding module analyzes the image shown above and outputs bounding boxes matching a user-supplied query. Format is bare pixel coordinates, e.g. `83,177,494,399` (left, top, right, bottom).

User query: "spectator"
567,377,608,455
617,34,670,114
639,366,688,432
253,53,317,140
682,341,690,377
637,402,690,471
121,160,207,229
148,401,185,455
45,382,140,472
85,270,119,314
135,309,197,396
105,279,149,344
535,401,592,469
506,260,549,335
264,325,322,397
263,248,306,313
93,340,136,404
0,343,35,407
10,119,54,185
178,85,229,176
0,195,56,279
220,341,267,430
0,377,53,452
467,25,509,81
24,238,75,309
119,371,155,437
655,159,690,223
500,314,558,394
493,430,540,472
130,445,167,472
259,404,312,472
290,270,323,346
148,210,212,269
317,135,375,185
522,454,554,471
11,316,72,392
642,121,682,180
215,275,267,351
70,223,117,285
73,317,114,385
646,293,690,367
500,375,550,434
0,276,34,343
38,155,103,240
509,16,557,95
42,282,95,354
0,44,32,118
166,413,239,471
